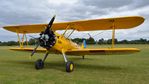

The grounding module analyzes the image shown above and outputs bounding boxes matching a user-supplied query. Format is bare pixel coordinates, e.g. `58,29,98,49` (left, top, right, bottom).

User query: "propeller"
87,33,92,38
87,31,104,39
31,15,56,57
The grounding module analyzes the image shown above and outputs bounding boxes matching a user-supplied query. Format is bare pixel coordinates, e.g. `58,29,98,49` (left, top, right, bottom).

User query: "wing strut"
16,30,28,48
24,34,28,46
67,29,75,38
112,20,115,48
62,24,71,36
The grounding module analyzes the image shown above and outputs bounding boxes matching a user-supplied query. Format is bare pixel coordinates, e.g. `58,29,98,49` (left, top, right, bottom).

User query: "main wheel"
35,59,44,70
66,61,74,72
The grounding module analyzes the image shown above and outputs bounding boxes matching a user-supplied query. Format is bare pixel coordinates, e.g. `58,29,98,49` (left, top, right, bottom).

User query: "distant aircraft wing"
3,16,144,33
65,48,140,56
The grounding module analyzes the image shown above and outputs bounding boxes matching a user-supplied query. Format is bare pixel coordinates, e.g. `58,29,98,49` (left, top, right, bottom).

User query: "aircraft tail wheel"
66,61,74,72
35,59,44,70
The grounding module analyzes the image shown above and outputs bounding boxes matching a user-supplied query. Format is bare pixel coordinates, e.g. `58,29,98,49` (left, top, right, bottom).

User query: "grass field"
0,44,149,84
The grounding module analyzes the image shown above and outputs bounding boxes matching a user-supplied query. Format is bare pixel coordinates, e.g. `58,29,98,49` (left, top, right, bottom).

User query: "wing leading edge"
9,47,61,54
3,16,144,33
65,48,140,56
9,47,140,56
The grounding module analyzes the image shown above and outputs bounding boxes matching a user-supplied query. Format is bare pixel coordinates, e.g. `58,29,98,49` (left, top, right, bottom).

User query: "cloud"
79,0,133,9
0,0,149,41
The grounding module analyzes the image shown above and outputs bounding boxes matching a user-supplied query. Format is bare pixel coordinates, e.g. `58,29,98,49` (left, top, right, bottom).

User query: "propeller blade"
31,43,39,56
44,15,56,33
87,33,92,38
92,31,104,37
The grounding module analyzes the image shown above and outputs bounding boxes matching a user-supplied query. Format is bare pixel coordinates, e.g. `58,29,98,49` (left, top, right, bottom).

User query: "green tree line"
0,38,149,46
72,38,149,44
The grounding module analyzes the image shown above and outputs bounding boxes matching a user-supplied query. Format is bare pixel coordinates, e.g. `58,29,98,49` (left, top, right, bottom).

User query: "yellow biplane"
3,15,144,72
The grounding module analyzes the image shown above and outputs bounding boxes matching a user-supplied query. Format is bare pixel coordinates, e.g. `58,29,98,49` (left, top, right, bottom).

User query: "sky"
0,0,149,41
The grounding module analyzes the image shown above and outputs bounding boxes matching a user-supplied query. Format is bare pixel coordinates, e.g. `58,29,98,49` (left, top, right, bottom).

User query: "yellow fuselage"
52,32,80,52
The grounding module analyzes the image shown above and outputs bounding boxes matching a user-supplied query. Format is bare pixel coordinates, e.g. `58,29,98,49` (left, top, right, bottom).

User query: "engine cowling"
39,30,56,49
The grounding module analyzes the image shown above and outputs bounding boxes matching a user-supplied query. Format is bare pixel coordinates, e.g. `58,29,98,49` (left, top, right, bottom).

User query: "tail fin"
81,39,86,48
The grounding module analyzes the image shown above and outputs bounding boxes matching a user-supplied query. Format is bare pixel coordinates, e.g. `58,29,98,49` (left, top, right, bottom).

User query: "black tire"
35,59,44,70
66,61,74,72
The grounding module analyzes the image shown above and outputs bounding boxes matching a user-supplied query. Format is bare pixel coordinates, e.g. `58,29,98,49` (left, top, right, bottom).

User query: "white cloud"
0,0,149,41
47,0,77,5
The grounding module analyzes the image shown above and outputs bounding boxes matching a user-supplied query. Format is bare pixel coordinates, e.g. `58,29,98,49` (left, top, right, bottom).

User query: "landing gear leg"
82,56,85,59
35,51,49,70
62,52,74,72
43,52,49,62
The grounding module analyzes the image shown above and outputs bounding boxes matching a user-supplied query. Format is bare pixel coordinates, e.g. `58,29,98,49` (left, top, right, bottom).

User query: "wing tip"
134,16,145,27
